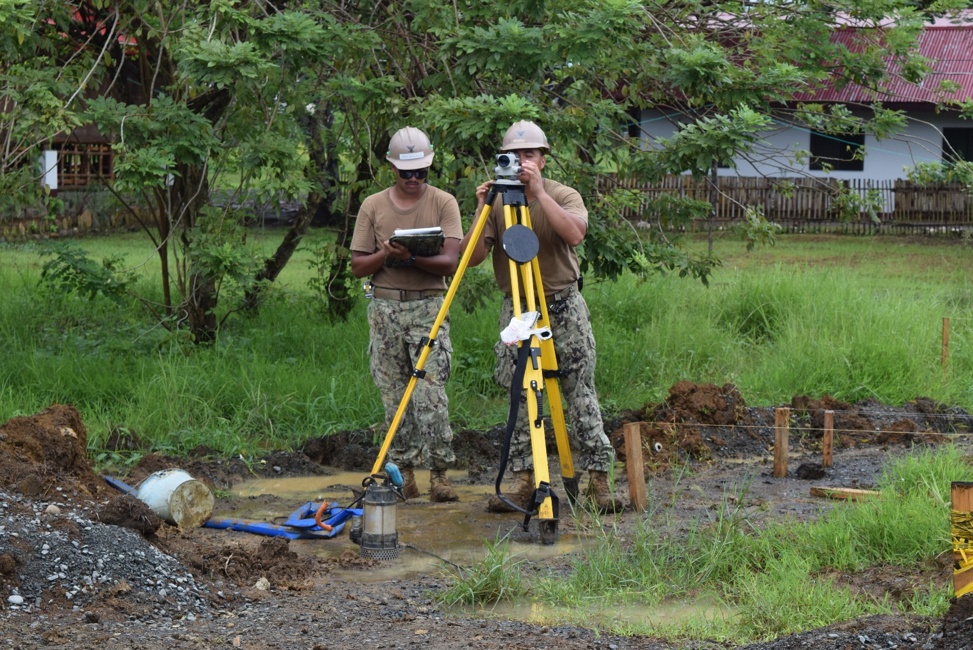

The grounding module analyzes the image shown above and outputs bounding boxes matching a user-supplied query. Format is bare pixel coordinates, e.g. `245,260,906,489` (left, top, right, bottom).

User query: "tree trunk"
243,106,340,312
321,151,373,323
174,162,218,342
185,272,219,343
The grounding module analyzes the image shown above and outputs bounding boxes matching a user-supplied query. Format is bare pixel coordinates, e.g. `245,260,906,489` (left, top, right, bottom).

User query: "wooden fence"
598,176,973,235
0,189,140,242
5,176,973,242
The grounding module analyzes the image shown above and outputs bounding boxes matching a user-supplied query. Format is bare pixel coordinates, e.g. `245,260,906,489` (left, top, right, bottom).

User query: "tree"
397,0,964,276
77,1,362,340
4,0,965,340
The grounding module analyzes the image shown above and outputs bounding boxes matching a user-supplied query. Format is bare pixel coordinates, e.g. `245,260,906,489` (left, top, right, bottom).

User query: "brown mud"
2,382,973,649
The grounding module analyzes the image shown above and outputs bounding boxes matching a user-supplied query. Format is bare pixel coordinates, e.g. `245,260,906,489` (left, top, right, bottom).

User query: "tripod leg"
523,338,554,522
521,205,578,505
546,379,579,505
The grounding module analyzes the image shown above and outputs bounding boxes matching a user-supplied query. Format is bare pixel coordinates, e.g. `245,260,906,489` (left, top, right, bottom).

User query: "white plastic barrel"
135,469,214,528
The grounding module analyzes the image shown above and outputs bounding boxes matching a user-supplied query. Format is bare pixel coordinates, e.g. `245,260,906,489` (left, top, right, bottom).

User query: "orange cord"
313,501,334,532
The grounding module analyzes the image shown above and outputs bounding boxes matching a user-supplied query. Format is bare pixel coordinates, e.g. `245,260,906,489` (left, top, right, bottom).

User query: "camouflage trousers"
493,288,615,473
368,297,455,470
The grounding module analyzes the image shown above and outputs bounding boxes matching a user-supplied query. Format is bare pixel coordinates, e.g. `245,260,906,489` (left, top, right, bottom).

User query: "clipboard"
389,227,445,257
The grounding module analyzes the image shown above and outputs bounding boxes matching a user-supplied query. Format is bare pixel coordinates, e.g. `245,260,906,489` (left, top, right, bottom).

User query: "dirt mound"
790,394,964,448
96,494,163,536
604,384,969,480
656,380,751,426
0,408,335,626
789,394,876,448
185,537,324,591
609,381,756,471
0,403,105,499
302,428,377,471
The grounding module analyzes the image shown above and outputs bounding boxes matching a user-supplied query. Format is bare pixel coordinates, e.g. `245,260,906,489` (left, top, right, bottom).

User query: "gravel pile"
0,488,215,622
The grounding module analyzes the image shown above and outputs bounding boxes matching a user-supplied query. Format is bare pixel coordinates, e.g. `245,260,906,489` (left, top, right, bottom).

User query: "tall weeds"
3,234,973,454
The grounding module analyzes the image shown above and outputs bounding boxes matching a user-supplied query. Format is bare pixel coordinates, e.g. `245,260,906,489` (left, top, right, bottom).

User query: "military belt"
372,287,445,301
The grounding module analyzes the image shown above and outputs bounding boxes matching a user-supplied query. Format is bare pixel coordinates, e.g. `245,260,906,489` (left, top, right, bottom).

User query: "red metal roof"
793,20,973,105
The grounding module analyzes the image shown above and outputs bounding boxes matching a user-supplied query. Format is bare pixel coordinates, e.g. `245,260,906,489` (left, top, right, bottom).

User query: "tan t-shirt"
350,185,463,291
482,178,587,297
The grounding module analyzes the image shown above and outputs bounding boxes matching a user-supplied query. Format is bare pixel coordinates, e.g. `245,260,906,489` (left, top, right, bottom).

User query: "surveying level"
366,169,578,546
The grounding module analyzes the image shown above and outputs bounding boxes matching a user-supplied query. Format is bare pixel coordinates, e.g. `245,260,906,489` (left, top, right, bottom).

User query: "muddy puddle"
227,470,717,628
232,470,590,582
229,469,742,631
464,596,733,632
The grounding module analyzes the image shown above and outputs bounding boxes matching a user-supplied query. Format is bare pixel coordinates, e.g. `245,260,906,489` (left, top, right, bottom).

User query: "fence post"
822,410,834,468
773,407,790,478
623,422,648,512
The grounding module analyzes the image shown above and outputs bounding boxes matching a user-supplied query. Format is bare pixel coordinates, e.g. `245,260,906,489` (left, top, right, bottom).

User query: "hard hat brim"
502,145,549,153
388,152,434,171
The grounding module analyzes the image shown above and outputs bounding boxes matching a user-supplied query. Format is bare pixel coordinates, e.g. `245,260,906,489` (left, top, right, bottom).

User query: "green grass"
591,234,973,410
3,232,973,455
442,445,970,643
439,537,528,606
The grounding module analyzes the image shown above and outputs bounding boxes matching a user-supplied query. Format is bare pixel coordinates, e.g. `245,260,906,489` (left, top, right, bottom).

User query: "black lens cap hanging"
501,224,539,263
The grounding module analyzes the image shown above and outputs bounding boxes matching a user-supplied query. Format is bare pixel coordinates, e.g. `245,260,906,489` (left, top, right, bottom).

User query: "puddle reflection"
462,596,732,631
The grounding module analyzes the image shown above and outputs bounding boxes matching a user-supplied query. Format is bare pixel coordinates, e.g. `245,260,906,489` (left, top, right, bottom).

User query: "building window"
53,142,114,187
943,128,973,163
809,131,864,171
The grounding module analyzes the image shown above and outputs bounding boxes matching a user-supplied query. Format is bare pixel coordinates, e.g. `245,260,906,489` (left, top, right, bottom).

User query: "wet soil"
2,382,973,649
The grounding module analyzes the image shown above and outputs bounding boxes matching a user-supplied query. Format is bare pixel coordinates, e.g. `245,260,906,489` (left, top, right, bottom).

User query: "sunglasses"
397,168,429,180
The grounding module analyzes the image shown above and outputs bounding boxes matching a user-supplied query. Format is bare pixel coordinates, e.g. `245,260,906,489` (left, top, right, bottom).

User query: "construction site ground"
3,380,973,649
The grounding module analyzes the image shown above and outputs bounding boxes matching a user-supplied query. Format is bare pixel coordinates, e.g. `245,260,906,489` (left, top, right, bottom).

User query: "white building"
637,15,973,185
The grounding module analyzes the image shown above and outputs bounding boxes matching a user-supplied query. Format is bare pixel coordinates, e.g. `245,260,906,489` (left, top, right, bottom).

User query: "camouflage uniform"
369,296,455,470
493,284,613,473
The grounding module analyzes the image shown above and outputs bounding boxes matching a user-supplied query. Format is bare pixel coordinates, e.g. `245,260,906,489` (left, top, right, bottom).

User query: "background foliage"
3,0,969,341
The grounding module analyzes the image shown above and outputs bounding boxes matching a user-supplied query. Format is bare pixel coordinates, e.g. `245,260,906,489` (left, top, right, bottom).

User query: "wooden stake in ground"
773,407,789,478
822,409,834,468
623,422,648,512
952,481,973,598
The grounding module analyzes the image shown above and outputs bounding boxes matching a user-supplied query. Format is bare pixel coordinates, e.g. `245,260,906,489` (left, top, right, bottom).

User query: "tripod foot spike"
539,520,558,545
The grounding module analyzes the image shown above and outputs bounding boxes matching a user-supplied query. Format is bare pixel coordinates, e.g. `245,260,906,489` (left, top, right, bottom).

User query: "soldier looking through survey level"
460,120,624,514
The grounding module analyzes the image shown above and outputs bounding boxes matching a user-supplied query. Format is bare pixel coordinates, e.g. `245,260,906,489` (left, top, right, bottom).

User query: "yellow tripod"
369,177,578,545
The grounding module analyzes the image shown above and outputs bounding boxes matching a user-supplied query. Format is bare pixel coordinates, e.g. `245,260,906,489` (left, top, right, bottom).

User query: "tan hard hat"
386,127,434,170
502,120,549,152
